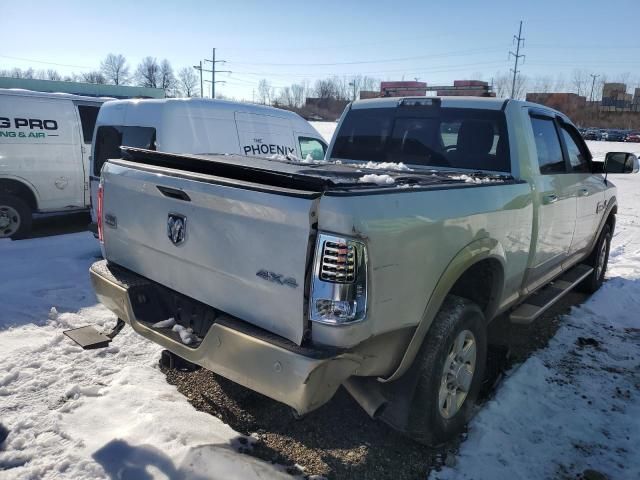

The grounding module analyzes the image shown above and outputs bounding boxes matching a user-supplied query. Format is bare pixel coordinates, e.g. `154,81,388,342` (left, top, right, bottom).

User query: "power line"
225,46,507,67
0,55,93,69
509,21,525,99
228,60,508,79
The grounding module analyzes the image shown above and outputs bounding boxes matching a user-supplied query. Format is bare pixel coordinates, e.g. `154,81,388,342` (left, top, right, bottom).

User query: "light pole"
193,62,204,98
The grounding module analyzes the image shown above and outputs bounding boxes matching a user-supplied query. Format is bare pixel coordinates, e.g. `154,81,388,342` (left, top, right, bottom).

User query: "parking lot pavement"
28,211,91,239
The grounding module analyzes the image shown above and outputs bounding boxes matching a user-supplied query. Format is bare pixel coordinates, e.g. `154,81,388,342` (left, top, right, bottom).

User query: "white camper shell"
89,98,327,226
0,88,107,238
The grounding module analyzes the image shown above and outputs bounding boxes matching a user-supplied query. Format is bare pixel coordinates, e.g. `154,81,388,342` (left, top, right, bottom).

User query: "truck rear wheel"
0,195,32,240
406,295,487,446
578,224,611,294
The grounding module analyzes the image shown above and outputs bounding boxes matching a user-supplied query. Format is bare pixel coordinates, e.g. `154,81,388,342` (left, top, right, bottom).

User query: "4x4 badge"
167,213,186,245
256,269,298,288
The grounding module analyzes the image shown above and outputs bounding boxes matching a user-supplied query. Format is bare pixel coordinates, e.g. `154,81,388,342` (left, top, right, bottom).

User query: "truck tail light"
310,233,368,325
97,179,104,244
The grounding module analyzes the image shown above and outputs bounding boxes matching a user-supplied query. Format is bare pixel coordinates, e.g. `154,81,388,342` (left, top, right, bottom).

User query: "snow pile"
0,233,291,479
363,161,413,171
359,173,395,185
431,168,640,480
151,317,176,329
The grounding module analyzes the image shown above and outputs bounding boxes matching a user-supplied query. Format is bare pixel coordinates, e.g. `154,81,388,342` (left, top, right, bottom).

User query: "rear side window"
77,105,100,143
299,137,326,161
530,117,566,174
93,125,156,175
332,107,510,172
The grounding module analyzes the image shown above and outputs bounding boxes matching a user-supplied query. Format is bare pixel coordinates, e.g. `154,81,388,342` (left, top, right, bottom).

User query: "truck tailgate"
101,160,318,345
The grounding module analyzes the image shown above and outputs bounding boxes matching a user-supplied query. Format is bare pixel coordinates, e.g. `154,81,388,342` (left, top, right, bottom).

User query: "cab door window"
299,137,326,161
559,124,591,173
530,116,566,174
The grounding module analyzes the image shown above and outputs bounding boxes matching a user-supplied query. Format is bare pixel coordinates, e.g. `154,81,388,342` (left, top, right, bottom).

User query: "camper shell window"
94,125,156,175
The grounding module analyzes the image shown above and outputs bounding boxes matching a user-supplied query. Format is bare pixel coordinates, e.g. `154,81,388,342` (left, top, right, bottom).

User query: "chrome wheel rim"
596,238,608,279
438,329,477,419
0,205,20,238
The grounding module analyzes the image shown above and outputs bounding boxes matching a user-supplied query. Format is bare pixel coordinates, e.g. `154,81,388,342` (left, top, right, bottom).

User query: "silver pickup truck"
87,97,638,445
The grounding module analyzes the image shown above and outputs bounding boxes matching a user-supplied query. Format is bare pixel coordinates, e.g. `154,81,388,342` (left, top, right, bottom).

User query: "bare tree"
553,73,566,92
571,69,590,97
101,53,129,85
81,71,107,84
159,59,176,95
314,78,338,99
532,75,553,93
46,69,62,81
258,79,273,104
178,67,199,97
492,72,511,98
291,83,305,108
135,57,160,88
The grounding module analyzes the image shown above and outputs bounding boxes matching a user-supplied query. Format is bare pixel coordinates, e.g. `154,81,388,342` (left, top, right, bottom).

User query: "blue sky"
2,0,639,99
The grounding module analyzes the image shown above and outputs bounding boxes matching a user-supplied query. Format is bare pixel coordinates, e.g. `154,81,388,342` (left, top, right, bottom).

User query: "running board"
63,319,126,349
510,264,593,324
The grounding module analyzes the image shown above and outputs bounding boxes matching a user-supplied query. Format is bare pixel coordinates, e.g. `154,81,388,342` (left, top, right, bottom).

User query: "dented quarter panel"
313,182,534,348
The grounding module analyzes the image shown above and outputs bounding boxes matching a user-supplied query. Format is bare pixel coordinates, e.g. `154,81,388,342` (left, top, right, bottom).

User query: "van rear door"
235,112,298,158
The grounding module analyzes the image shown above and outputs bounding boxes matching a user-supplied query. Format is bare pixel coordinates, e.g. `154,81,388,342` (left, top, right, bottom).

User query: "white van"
0,89,107,238
89,98,328,229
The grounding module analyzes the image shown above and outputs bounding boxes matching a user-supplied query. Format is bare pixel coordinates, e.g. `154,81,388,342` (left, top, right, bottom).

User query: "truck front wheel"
0,195,32,240
406,295,487,446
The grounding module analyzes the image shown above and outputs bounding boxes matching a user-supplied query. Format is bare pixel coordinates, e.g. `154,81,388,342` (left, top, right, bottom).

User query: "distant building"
0,76,164,99
380,81,427,97
526,92,587,115
601,83,633,112
435,80,495,97
359,90,380,100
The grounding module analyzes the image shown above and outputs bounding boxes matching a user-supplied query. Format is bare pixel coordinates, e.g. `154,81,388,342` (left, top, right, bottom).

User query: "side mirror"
604,152,639,174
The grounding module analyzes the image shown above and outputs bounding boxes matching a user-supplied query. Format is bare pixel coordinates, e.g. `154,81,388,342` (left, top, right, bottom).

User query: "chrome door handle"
579,188,589,196
544,194,558,204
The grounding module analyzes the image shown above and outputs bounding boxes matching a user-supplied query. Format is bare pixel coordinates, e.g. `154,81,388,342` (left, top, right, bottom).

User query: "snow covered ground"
432,140,640,480
0,237,291,478
0,135,639,480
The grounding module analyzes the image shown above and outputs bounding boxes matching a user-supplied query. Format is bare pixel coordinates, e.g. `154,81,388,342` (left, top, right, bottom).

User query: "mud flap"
63,319,126,350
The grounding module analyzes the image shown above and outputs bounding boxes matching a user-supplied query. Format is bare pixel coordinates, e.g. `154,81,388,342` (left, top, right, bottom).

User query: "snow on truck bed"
0,139,639,479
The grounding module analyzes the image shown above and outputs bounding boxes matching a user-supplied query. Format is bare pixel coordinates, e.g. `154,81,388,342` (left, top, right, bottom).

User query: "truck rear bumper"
89,260,361,415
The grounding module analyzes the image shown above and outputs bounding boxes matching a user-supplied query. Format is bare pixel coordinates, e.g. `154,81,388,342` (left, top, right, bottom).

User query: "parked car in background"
89,98,328,233
88,96,638,446
583,129,601,141
605,130,627,142
0,88,108,239
625,132,640,143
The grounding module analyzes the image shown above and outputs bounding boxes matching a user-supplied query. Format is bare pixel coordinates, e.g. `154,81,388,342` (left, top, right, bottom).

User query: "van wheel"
578,224,611,294
406,295,487,446
0,195,32,240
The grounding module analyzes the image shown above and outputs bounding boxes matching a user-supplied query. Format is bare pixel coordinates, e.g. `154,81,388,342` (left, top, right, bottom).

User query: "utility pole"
589,74,600,103
193,61,204,98
509,21,525,99
348,81,357,101
204,48,231,99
